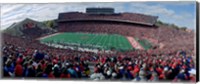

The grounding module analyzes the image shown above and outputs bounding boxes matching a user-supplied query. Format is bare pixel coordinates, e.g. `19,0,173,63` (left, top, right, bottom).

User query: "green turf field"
40,32,134,51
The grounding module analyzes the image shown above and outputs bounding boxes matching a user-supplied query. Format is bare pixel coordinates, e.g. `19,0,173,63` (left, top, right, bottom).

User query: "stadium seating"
2,33,196,81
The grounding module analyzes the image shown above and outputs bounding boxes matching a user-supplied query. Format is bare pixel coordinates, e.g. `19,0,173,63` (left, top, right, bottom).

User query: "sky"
0,1,196,30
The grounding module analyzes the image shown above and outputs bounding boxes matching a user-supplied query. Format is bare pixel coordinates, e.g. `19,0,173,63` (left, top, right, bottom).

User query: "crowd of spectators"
58,21,157,38
2,33,196,82
21,26,50,39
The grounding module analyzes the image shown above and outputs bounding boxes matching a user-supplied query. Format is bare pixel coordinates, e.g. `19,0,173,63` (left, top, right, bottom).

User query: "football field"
40,32,134,51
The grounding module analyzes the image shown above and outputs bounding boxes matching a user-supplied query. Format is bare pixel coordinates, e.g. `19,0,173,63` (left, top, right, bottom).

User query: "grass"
40,32,134,51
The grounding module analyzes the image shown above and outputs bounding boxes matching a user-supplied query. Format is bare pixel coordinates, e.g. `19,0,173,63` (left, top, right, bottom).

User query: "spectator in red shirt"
14,61,23,77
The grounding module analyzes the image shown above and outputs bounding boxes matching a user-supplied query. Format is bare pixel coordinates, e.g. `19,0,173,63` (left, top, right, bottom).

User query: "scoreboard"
86,7,115,15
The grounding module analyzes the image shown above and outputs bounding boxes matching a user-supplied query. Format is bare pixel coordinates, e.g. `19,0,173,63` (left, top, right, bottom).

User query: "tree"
46,21,54,28
171,24,179,29
180,27,187,31
156,20,164,25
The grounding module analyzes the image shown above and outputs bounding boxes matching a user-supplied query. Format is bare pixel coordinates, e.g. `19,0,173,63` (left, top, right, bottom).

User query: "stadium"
2,7,196,81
